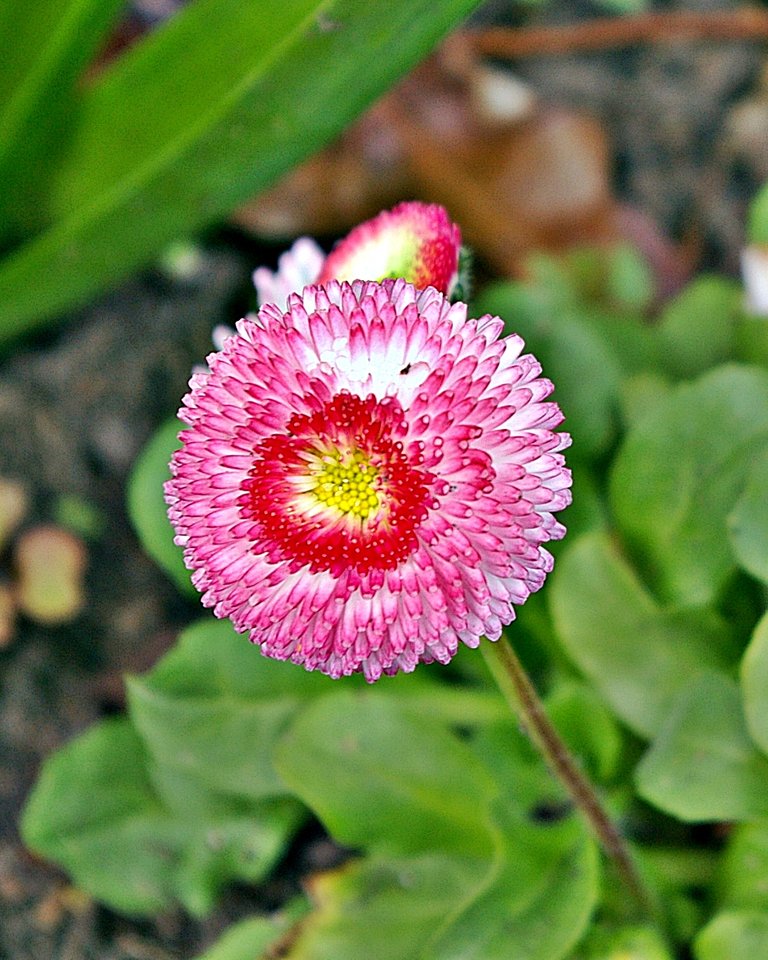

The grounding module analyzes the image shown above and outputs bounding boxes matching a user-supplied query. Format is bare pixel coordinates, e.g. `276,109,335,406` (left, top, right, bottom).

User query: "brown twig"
468,8,768,58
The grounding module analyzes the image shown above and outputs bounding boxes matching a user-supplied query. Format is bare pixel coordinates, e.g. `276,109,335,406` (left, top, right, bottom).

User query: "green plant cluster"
22,190,768,958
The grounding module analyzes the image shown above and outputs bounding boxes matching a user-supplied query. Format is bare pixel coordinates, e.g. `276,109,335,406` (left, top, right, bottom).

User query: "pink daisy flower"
253,237,326,311
251,203,463,315
318,202,462,297
166,279,571,681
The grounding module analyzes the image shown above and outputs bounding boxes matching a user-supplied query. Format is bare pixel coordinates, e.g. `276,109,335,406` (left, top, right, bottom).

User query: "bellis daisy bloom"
318,202,462,297
252,203,463,314
253,236,326,311
166,279,571,680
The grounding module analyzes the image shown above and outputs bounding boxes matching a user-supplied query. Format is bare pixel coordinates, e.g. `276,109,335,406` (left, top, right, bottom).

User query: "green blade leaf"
21,718,300,916
0,0,125,238
610,365,768,607
0,0,482,341
549,532,735,738
636,672,768,823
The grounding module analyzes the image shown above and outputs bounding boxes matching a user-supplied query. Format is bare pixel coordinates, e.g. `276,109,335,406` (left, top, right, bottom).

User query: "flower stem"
481,635,655,919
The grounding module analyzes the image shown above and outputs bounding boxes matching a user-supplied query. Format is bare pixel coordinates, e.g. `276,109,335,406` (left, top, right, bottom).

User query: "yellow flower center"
309,450,380,519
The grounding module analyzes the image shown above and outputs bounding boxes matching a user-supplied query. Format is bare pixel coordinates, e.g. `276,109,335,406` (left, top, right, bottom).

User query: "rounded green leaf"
728,449,768,585
546,680,623,782
127,417,195,595
280,711,599,960
426,812,599,960
193,905,309,960
610,365,768,607
550,532,735,738
695,910,768,960
636,672,768,822
21,718,299,916
740,611,768,755
128,619,331,799
718,823,768,913
604,243,655,313
425,719,600,960
286,854,488,960
572,924,673,960
276,690,498,859
748,181,768,243
655,277,741,379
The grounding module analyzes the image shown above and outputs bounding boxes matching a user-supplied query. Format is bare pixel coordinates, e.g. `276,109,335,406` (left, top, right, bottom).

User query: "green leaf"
127,417,195,596
718,823,768,913
546,680,623,782
425,829,598,960
285,854,489,960
193,902,309,960
558,463,609,541
0,0,124,238
425,721,599,960
655,277,741,380
736,315,768,368
21,718,299,916
275,690,498,859
618,372,673,431
572,924,673,960
695,910,768,960
740,611,768,754
728,449,768,585
604,244,655,312
635,672,768,822
610,365,768,607
0,0,482,341
128,618,331,800
550,532,735,738
748,181,768,244
593,0,649,12
278,710,598,960
130,617,506,806
473,281,622,459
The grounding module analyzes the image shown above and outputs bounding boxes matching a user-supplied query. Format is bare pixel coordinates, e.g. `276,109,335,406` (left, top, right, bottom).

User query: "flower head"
318,201,462,296
166,279,570,680
253,237,326,312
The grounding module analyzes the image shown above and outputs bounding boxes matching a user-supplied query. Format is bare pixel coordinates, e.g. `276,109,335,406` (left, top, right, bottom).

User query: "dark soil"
2,1,767,957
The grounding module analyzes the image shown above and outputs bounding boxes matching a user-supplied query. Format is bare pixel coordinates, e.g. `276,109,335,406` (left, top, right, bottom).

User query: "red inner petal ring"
242,392,435,576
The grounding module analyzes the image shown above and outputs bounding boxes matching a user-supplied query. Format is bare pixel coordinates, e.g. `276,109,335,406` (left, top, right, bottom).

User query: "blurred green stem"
481,635,657,922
